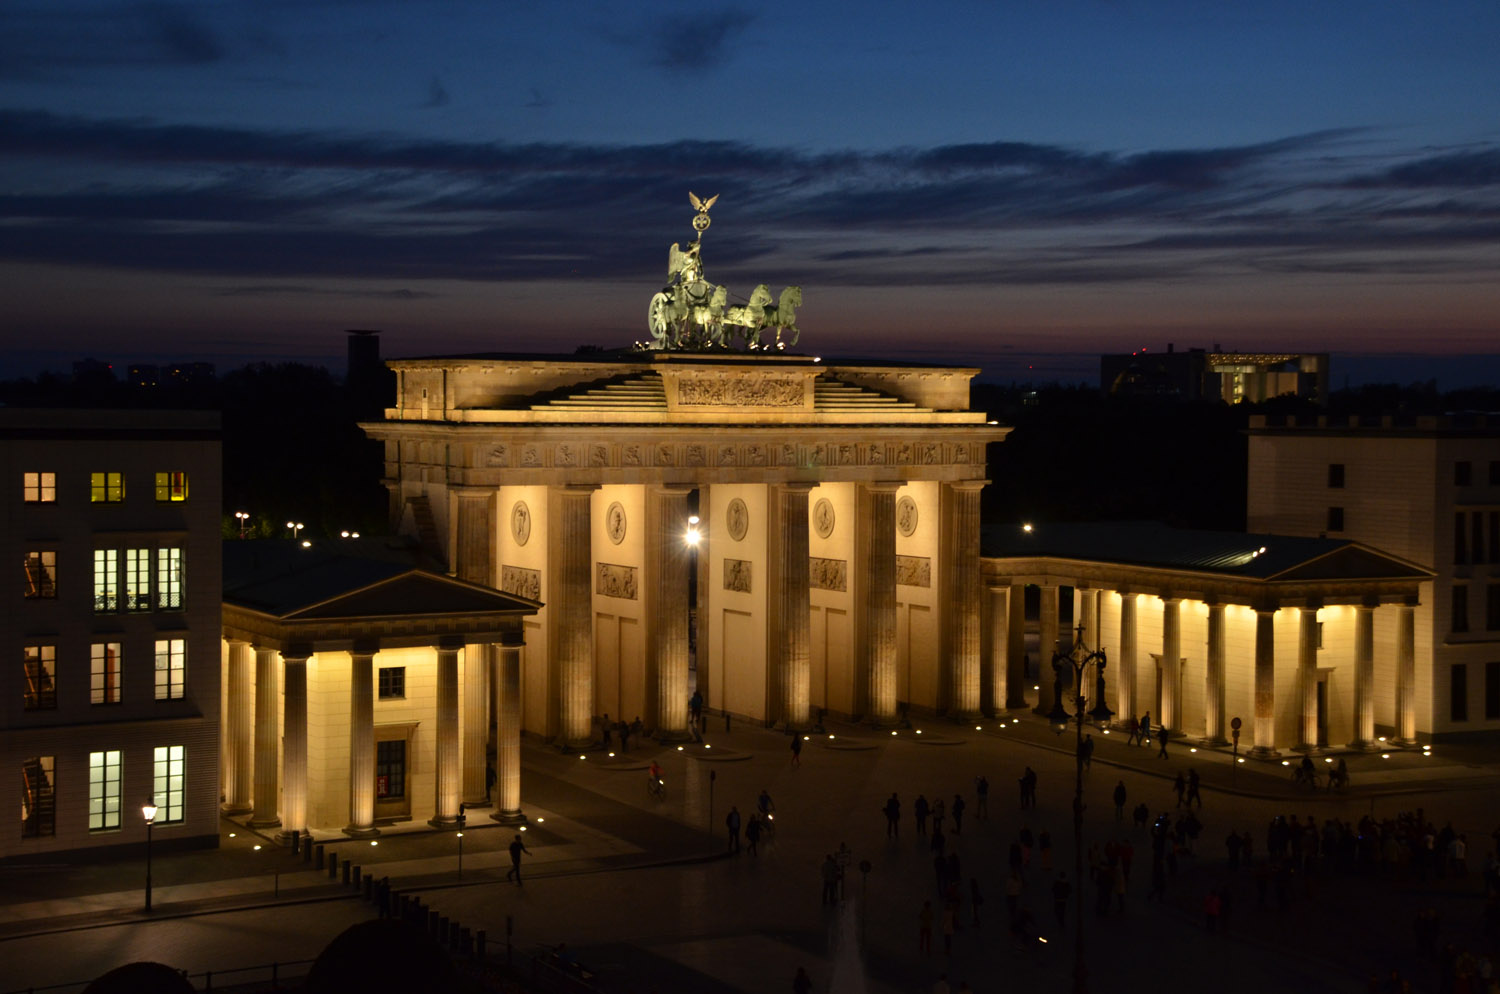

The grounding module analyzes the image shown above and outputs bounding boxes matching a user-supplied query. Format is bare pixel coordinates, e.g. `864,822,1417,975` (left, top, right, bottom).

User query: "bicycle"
1291,766,1321,790
647,776,665,800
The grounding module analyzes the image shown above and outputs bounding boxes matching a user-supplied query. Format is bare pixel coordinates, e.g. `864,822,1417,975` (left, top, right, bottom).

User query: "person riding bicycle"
648,760,664,793
1297,754,1316,785
1329,757,1349,790
757,789,776,831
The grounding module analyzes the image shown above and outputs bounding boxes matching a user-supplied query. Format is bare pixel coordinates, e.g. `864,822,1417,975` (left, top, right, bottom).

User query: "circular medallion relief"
813,498,835,539
510,501,531,546
726,498,749,542
605,501,627,545
896,496,919,537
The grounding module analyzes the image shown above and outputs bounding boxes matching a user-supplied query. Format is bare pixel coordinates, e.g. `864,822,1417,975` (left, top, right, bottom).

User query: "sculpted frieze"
809,556,847,592
896,555,932,588
487,445,509,467
596,562,638,600
500,565,541,601
723,558,753,593
555,443,577,467
622,444,643,467
744,444,767,466
717,444,737,466
589,444,609,467
677,377,804,407
655,443,675,466
868,443,886,465
521,445,540,467
685,444,706,466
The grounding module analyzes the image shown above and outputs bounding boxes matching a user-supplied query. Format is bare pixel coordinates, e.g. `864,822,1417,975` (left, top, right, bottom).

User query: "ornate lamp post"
142,800,159,911
1048,623,1111,994
234,511,249,538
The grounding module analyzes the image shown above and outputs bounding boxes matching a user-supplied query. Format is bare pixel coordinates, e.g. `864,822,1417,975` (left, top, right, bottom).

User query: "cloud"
422,76,451,109
0,3,225,77
210,285,438,300
649,8,755,71
1343,148,1500,189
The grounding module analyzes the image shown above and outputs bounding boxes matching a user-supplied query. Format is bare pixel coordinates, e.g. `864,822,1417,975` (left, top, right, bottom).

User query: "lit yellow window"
154,472,188,502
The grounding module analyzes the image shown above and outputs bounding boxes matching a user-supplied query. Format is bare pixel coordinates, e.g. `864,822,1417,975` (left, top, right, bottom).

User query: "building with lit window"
1101,345,1329,405
1,410,221,858
1246,413,1500,739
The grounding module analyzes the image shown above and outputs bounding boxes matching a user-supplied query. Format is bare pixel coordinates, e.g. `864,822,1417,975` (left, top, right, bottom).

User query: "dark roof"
223,540,538,618
981,521,1431,581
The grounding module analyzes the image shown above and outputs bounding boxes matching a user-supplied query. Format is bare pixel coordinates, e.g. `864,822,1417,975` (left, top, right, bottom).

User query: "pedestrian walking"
1080,733,1094,771
918,900,934,955
1113,780,1127,820
1020,766,1037,808
1187,768,1202,808
601,713,613,748
791,734,803,767
932,798,945,836
1156,723,1170,759
1051,872,1071,927
1139,711,1152,746
506,833,530,885
726,805,742,853
884,792,902,838
951,794,966,835
1174,771,1187,808
793,966,813,994
915,794,930,836
821,854,840,904
975,775,989,821
485,759,496,802
1126,715,1140,745
1133,802,1150,830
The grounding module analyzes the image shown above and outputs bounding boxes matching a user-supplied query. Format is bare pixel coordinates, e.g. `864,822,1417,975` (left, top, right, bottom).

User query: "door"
374,736,410,821
1316,678,1329,747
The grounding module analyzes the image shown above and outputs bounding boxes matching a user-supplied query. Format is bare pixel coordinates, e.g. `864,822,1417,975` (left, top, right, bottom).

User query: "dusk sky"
3,1,1498,383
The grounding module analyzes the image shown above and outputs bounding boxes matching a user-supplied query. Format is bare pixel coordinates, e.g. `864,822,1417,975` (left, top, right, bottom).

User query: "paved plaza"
3,712,1498,993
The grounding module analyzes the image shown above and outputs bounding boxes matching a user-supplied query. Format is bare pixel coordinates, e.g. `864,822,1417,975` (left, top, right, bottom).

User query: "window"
23,645,57,711
1326,506,1344,532
1327,463,1344,488
1474,511,1486,565
1455,461,1472,487
90,472,124,503
94,549,118,612
1451,664,1468,722
377,667,405,700
1316,621,1325,650
156,548,184,610
1455,512,1467,565
154,639,186,700
24,551,57,599
22,756,56,838
1488,583,1500,632
152,746,185,824
88,750,122,831
1452,584,1470,634
1487,662,1500,721
154,472,188,502
376,740,405,798
91,642,122,704
124,549,151,612
23,472,56,503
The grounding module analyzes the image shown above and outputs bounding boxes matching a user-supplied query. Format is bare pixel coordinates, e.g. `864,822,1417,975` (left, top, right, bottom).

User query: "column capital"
351,637,381,657
647,483,695,497
451,486,497,498
862,480,905,494
281,642,314,662
946,479,990,493
495,630,526,650
557,483,601,495
435,635,466,652
1159,593,1182,605
779,481,817,495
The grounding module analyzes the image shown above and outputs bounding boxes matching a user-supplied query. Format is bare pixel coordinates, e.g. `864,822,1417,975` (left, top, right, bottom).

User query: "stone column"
453,490,495,585
945,481,985,719
1117,593,1137,726
549,485,598,749
345,644,378,837
248,646,281,828
647,485,693,739
1005,583,1027,709
1251,608,1278,757
1204,603,1228,744
430,638,462,827
462,643,491,807
988,586,1010,715
1296,605,1320,751
1036,584,1060,716
1349,603,1376,748
860,483,900,724
1077,587,1097,644
770,483,814,728
1160,597,1182,731
277,649,310,843
223,640,254,814
1394,601,1417,744
491,633,525,823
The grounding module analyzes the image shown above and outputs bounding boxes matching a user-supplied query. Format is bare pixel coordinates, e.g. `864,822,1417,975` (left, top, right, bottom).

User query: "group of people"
598,712,645,751
725,789,779,856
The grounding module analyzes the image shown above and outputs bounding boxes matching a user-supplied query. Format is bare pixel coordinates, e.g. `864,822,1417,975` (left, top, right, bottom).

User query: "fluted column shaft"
1204,603,1227,744
492,636,525,822
346,648,378,836
1296,606,1320,750
224,641,254,813
988,586,1010,715
1350,604,1376,748
550,485,597,748
430,641,462,826
1160,597,1182,731
454,491,494,584
278,653,309,841
1005,583,1027,709
463,643,491,806
861,484,900,724
945,482,985,718
1117,594,1137,724
1251,609,1278,756
771,483,813,727
648,486,693,738
1395,602,1417,743
249,646,281,828
1036,585,1060,716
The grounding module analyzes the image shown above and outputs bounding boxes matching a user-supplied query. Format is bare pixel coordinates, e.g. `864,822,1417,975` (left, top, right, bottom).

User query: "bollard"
342,861,351,885
290,832,299,856
315,843,325,870
460,927,472,956
303,836,313,863
351,864,361,887
450,923,462,952
327,852,337,878
363,874,373,899
428,909,440,936
476,929,486,959
438,916,450,943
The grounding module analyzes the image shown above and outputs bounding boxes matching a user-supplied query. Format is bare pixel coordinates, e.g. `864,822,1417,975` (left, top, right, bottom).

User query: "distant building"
1247,413,1500,740
346,330,394,420
2,409,222,859
128,363,217,389
1102,344,1329,405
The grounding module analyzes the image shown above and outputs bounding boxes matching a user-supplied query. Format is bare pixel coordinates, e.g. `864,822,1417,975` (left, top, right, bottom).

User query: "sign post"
1230,717,1242,783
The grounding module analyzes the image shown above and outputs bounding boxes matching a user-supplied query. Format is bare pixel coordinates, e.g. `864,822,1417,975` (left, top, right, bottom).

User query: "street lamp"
1049,622,1110,994
234,511,249,538
286,521,304,541
142,800,159,911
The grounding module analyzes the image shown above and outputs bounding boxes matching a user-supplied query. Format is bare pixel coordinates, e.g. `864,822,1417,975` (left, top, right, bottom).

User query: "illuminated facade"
1247,414,1500,738
362,352,1008,746
1102,346,1329,405
2,410,221,858
983,522,1432,751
